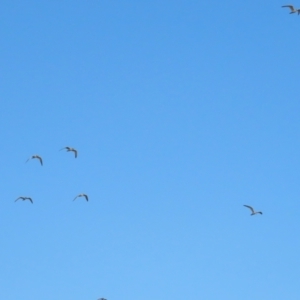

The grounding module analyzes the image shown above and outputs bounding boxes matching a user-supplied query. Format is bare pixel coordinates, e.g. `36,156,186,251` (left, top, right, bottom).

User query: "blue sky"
1,0,300,299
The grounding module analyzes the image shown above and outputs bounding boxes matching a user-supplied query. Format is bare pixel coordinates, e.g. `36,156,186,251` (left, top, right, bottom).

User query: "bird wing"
73,195,79,201
36,156,43,165
59,147,67,151
73,149,77,158
26,197,33,203
282,5,295,10
15,197,23,202
83,194,88,201
243,205,255,213
25,157,31,163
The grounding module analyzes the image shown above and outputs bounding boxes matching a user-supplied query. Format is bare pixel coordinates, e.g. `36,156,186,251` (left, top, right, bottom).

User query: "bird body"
73,193,88,201
15,197,33,203
282,5,300,14
60,146,78,158
26,155,43,165
244,205,262,216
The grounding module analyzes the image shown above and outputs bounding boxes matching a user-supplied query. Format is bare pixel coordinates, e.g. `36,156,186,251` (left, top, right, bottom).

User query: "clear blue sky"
1,1,300,299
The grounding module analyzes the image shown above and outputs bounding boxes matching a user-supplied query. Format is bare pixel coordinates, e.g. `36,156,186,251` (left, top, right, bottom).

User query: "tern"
26,155,43,166
282,5,300,14
73,193,88,201
59,147,77,158
15,197,33,203
60,146,78,158
244,205,262,216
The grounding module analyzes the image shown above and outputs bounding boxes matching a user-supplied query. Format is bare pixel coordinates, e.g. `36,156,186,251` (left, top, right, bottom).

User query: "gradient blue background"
1,1,300,299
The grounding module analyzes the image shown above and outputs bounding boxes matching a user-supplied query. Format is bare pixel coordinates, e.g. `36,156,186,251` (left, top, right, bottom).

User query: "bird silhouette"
60,146,78,158
73,193,88,201
244,205,262,216
26,155,43,165
15,197,33,203
282,5,300,14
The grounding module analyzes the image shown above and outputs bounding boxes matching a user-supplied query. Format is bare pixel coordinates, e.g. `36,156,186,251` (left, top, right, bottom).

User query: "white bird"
15,196,33,203
60,146,78,158
26,155,43,166
282,5,300,14
244,205,262,216
73,193,88,201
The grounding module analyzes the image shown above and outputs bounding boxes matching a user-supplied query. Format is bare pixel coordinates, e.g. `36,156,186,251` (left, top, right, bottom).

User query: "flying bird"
244,205,262,216
60,146,78,158
26,155,43,165
98,298,107,300
282,5,300,14
73,193,88,201
15,197,33,203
